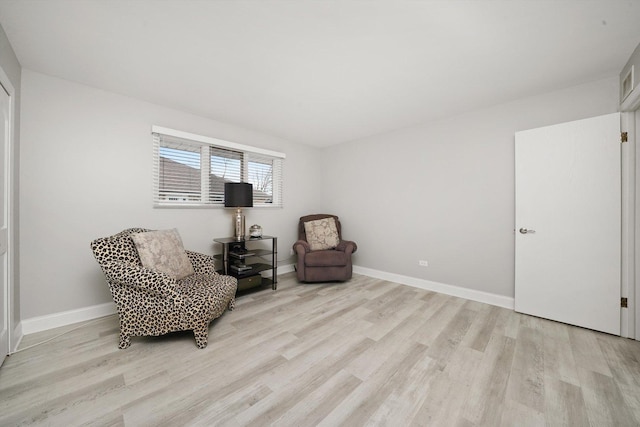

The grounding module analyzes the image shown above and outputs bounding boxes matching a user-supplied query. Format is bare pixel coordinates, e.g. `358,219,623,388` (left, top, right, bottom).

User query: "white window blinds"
152,126,285,207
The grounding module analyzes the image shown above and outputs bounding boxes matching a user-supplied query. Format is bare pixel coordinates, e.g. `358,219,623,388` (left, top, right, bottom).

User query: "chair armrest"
185,250,219,276
336,240,357,254
102,261,178,298
293,240,311,255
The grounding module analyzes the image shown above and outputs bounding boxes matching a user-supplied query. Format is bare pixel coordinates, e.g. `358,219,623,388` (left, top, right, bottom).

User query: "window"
152,126,285,207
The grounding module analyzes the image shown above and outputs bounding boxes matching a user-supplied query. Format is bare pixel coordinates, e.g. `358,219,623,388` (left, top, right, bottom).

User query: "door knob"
519,228,536,234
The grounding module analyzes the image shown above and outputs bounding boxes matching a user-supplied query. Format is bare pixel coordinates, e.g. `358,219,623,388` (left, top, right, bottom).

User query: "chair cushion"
304,249,348,267
304,217,340,251
131,229,195,279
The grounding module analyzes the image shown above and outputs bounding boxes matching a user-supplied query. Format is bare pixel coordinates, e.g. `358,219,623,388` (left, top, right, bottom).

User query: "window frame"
152,126,285,208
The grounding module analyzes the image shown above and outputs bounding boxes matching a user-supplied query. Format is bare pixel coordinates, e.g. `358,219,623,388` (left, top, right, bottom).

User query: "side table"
214,236,277,291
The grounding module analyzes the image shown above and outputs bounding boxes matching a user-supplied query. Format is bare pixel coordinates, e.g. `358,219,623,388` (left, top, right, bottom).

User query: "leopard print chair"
90,228,237,349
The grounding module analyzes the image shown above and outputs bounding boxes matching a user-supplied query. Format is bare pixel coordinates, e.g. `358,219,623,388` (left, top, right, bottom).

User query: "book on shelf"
230,264,253,272
229,251,255,259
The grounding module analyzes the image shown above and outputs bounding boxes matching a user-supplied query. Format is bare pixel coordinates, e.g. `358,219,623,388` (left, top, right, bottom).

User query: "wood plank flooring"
1,273,640,426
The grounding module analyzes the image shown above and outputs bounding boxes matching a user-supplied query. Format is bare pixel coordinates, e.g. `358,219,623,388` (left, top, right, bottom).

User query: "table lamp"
224,182,253,241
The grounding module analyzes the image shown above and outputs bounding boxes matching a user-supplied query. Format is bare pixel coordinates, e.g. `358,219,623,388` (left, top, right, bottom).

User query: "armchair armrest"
336,240,357,255
185,250,219,276
102,261,179,299
293,240,311,255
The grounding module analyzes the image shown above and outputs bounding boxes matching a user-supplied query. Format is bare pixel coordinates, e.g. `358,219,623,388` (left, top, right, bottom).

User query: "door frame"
621,111,635,339
621,86,640,340
635,111,640,341
0,63,14,360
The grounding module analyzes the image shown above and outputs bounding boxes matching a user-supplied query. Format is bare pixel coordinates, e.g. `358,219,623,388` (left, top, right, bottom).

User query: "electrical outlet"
418,260,428,267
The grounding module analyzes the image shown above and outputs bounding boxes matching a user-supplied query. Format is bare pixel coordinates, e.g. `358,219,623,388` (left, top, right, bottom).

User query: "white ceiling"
1,0,640,147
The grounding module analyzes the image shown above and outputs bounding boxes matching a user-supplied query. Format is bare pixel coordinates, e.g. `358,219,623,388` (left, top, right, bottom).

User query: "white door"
515,113,621,335
0,82,9,366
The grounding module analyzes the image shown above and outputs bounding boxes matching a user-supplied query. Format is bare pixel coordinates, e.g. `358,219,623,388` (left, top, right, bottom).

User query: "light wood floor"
2,273,640,426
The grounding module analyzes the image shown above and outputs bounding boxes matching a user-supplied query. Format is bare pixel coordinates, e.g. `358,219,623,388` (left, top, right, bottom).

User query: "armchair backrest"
90,228,148,268
298,214,343,242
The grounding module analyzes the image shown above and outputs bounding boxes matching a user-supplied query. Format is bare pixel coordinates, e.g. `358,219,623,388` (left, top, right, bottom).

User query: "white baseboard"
20,267,298,336
353,265,515,310
278,263,295,275
262,263,295,278
21,302,117,335
20,265,511,336
11,322,23,353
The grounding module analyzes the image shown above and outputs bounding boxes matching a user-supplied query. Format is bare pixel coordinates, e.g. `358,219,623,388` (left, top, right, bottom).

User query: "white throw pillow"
131,229,195,279
304,218,340,251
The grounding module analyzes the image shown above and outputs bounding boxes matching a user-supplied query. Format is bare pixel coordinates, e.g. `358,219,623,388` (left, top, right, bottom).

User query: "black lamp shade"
224,182,253,207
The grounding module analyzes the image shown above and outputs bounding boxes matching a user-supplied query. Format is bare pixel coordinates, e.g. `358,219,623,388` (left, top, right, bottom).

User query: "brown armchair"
293,214,357,282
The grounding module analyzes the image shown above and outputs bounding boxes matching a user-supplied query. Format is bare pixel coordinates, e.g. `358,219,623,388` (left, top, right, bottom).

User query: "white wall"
19,69,622,323
20,70,323,320
321,77,620,299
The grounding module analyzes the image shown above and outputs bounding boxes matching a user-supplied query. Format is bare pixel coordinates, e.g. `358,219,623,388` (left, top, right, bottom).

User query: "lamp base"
233,208,245,241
